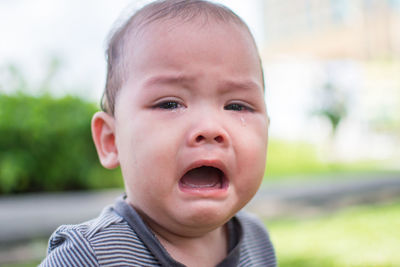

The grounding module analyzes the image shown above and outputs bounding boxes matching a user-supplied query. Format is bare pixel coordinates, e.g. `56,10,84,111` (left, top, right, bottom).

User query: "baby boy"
41,0,276,266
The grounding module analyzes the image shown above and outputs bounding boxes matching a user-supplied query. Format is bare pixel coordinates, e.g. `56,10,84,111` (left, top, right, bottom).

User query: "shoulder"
236,211,277,267
40,205,159,267
40,206,119,267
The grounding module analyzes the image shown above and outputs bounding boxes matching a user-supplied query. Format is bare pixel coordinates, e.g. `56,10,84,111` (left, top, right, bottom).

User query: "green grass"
0,238,46,267
265,139,393,179
2,262,41,267
266,201,400,267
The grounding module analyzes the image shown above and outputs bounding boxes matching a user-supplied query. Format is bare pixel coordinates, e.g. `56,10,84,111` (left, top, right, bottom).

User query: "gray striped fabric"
40,202,276,267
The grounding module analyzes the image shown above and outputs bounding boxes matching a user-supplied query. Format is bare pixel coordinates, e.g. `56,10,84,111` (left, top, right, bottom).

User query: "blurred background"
0,0,399,266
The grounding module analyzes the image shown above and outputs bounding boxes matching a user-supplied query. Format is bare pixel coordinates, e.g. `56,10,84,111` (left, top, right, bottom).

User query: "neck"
144,216,229,267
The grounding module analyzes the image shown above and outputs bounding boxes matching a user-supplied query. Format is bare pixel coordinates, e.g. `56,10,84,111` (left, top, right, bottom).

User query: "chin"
177,201,238,228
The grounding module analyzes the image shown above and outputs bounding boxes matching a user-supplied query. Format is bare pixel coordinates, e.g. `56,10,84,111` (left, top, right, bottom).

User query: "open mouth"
179,166,227,190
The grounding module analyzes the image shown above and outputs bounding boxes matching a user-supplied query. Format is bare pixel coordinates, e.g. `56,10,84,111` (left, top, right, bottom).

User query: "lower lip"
178,180,229,198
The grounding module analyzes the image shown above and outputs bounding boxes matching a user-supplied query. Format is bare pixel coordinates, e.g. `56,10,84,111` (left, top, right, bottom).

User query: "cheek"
233,117,268,188
236,142,267,181
234,144,266,205
117,117,184,187
235,115,268,156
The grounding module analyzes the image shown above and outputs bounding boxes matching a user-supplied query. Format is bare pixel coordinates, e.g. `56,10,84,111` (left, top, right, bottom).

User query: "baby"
41,0,276,266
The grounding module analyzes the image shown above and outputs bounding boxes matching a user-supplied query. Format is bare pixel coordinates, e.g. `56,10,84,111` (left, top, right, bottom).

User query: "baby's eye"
224,103,253,112
155,101,181,109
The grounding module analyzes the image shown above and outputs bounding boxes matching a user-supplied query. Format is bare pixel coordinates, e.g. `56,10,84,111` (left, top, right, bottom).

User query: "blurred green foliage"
265,139,383,178
267,201,400,267
0,92,122,194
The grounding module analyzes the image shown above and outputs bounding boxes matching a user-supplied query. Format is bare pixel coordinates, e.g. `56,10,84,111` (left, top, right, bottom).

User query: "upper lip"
180,159,229,180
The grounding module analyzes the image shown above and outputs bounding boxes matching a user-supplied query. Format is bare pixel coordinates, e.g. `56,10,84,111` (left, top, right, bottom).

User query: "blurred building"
259,0,400,163
261,0,400,60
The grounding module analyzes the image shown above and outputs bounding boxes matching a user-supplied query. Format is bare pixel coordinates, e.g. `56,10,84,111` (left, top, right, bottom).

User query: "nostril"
196,135,205,143
214,136,223,143
193,134,225,144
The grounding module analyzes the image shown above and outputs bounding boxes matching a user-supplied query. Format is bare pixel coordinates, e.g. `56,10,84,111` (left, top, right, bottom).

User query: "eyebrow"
143,74,195,88
218,79,263,94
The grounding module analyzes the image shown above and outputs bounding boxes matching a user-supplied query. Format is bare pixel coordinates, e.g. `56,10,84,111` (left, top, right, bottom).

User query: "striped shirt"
40,196,276,266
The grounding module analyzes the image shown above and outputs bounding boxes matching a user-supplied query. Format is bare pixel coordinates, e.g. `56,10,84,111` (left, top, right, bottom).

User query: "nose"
187,118,229,147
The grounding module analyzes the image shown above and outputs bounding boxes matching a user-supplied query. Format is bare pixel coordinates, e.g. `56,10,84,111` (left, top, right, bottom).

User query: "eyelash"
224,103,254,112
153,100,182,110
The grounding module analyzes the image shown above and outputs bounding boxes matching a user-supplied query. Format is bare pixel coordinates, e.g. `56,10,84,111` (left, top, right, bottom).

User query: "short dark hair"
101,0,261,115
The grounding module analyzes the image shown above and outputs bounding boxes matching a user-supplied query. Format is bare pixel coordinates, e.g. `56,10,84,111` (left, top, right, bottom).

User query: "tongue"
180,166,222,188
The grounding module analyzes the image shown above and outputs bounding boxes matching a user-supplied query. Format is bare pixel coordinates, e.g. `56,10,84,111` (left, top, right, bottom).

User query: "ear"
91,111,119,169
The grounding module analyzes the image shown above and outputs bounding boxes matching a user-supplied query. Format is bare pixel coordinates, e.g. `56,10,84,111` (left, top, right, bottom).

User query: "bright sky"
0,0,264,100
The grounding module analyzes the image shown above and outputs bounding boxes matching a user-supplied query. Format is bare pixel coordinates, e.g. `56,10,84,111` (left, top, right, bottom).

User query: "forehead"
123,17,262,81
128,9,251,40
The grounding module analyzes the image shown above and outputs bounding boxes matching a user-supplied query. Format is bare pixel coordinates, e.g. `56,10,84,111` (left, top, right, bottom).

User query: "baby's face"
114,19,268,236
